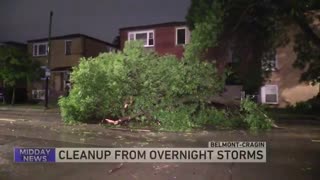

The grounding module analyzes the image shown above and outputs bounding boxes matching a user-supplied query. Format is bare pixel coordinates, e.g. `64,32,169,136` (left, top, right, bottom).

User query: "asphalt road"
0,110,319,180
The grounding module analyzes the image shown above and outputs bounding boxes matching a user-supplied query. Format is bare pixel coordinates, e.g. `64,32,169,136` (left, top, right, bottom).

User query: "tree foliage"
0,45,40,104
186,0,320,91
59,41,225,130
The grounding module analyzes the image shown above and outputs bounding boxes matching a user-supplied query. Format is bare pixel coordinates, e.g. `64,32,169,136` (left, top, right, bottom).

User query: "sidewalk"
0,105,60,113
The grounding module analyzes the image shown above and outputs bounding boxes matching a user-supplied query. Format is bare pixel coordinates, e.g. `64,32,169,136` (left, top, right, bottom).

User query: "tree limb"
104,112,144,125
232,2,261,32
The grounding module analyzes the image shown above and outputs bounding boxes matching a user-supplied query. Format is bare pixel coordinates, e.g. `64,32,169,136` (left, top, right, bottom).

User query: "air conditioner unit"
261,85,278,104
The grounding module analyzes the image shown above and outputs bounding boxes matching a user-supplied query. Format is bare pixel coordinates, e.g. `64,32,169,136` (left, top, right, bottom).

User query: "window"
261,49,277,71
128,30,154,47
32,90,46,100
33,42,48,56
176,27,190,45
261,85,278,104
228,47,240,63
65,40,72,55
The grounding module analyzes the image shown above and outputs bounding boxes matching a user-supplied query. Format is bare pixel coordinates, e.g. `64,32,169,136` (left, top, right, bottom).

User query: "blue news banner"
14,144,267,163
14,148,56,163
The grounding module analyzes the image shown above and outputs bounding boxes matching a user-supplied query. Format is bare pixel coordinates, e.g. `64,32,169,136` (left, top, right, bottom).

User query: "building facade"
259,27,319,107
27,34,116,100
119,22,319,107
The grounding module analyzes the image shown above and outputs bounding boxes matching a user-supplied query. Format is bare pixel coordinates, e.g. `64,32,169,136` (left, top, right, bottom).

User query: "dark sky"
0,0,191,43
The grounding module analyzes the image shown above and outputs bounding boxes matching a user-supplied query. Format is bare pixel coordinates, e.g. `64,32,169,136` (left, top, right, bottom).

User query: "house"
0,41,27,50
119,22,319,107
27,34,117,100
119,22,191,58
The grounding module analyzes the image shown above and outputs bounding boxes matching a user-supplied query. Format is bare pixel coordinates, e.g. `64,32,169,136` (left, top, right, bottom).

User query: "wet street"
0,110,319,180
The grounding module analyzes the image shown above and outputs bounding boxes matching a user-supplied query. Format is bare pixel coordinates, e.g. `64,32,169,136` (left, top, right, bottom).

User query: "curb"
107,127,152,132
0,107,60,113
275,119,320,125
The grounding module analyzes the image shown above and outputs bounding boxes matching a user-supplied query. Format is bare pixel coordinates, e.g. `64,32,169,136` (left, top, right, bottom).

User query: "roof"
119,21,187,31
0,41,27,48
27,34,116,47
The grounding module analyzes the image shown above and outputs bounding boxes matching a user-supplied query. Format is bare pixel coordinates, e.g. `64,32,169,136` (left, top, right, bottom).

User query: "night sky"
0,0,190,44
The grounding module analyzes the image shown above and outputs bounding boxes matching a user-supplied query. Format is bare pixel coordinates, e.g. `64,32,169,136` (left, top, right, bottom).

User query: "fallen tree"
59,41,273,131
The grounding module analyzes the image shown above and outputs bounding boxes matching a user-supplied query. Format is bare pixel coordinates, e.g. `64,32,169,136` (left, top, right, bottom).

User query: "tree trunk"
2,80,6,104
11,87,15,105
104,112,144,125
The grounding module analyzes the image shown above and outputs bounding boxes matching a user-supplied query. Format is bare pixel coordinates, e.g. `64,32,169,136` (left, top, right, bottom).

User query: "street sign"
45,70,51,77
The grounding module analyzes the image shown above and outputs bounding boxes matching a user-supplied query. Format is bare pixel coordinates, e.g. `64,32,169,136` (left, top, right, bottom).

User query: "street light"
45,11,53,109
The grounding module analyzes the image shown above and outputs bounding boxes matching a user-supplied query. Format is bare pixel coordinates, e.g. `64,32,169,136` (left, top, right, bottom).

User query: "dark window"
38,44,47,55
148,32,154,46
65,41,72,55
177,28,186,45
33,45,38,56
262,49,277,71
33,43,48,56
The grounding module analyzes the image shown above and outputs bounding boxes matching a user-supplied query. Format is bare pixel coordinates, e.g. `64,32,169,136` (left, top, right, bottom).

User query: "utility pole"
45,11,53,108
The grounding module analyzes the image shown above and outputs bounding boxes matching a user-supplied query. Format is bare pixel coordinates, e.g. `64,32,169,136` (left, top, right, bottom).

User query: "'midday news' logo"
14,141,266,163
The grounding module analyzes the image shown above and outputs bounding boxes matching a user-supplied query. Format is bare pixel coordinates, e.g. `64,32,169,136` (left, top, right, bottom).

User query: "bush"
240,98,273,131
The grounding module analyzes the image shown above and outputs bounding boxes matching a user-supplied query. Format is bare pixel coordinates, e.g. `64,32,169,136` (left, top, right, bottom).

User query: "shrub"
240,98,273,131
154,106,196,131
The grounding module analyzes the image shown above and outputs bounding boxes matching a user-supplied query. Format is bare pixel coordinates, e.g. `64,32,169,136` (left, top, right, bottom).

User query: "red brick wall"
154,26,185,58
120,26,185,58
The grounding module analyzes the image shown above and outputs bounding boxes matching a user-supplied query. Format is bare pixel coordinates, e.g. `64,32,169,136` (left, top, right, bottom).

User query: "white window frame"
65,40,72,55
128,30,155,47
260,85,279,104
262,50,278,71
175,26,190,45
33,42,48,57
